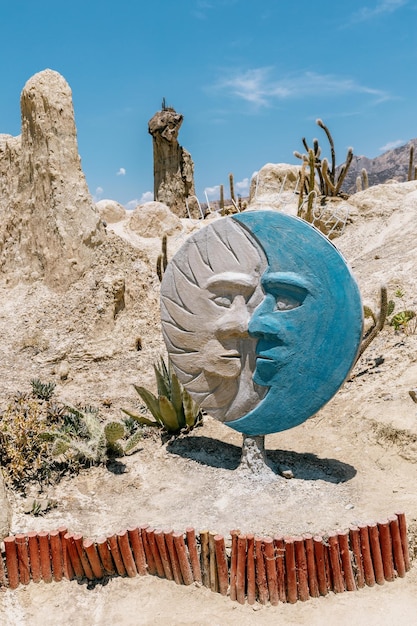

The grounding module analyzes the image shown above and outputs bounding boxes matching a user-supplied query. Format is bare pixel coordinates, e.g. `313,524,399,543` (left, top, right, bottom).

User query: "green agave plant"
122,357,203,435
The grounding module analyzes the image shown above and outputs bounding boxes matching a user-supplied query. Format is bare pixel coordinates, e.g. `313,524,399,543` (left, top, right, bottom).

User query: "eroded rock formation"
148,105,198,218
0,69,104,290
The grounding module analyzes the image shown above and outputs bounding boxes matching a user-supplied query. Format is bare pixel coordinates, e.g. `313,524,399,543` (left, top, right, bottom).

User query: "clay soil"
1,187,417,624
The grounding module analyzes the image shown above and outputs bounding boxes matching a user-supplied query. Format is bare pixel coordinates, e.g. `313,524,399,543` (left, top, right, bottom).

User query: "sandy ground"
1,182,417,623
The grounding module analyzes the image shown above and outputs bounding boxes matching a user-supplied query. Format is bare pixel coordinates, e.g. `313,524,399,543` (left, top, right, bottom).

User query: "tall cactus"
294,119,354,198
408,145,414,181
229,173,236,204
219,184,225,210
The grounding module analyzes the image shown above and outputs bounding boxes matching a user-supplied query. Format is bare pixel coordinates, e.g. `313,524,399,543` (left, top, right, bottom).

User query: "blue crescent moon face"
228,211,363,436
160,210,363,437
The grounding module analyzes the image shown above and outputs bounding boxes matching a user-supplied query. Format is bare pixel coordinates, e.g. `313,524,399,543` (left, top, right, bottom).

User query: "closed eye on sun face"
206,272,258,308
212,295,233,308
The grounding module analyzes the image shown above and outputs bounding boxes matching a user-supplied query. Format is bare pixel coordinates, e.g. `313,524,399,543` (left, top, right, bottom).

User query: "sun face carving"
160,217,268,422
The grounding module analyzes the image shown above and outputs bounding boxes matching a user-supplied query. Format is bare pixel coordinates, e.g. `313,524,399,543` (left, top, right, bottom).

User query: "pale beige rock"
128,201,182,238
0,69,104,290
248,162,301,212
96,199,126,224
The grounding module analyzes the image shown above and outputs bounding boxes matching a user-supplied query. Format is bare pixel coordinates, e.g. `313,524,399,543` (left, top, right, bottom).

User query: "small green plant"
387,288,417,335
42,406,142,464
31,379,56,401
123,357,203,435
357,285,388,361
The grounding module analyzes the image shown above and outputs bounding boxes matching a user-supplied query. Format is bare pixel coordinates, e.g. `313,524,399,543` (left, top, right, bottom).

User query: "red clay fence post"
358,524,375,587
377,520,395,582
4,536,19,589
154,529,173,580
38,531,53,583
127,527,147,576
229,530,239,601
117,530,137,578
395,512,411,571
368,523,385,585
185,528,202,583
214,535,229,596
349,527,365,588
304,534,319,598
337,530,356,591
264,537,279,605
236,534,247,605
173,532,193,585
274,536,287,602
27,532,42,583
284,536,298,604
164,529,183,585
294,536,309,601
208,532,219,593
246,534,256,605
107,534,127,577
327,533,345,593
313,536,328,596
255,536,269,605
49,530,64,582
83,539,104,579
15,534,30,586
388,515,406,578
96,536,115,576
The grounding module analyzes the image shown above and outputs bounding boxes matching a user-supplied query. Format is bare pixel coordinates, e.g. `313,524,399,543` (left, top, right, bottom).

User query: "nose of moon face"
248,303,280,339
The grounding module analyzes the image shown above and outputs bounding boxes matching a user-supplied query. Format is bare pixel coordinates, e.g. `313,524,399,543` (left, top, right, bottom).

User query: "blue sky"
1,0,416,208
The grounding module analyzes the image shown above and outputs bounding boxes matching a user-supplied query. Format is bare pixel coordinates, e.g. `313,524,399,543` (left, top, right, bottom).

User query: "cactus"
122,356,203,435
219,184,225,210
356,285,388,361
43,406,142,463
297,149,316,223
229,173,236,204
294,119,353,198
156,234,168,282
408,145,414,181
361,168,369,190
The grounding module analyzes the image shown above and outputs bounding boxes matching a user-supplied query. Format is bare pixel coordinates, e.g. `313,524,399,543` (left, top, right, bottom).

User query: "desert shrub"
0,395,51,488
0,387,143,491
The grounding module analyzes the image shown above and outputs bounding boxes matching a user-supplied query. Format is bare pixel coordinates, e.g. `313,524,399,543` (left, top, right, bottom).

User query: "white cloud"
204,185,221,200
214,68,390,108
116,168,126,176
379,139,405,152
351,0,408,22
235,177,250,196
92,186,104,202
124,191,154,210
140,191,154,203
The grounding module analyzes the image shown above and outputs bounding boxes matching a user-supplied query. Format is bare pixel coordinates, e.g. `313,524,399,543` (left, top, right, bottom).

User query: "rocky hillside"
341,138,417,193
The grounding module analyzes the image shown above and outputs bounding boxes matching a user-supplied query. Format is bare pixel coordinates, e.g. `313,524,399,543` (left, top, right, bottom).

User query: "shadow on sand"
167,435,356,484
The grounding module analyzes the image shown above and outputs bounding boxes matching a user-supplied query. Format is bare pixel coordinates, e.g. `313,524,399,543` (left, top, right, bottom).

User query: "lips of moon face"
160,217,267,422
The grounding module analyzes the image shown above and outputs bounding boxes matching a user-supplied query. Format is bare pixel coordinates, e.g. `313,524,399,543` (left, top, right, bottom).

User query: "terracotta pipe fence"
0,513,411,606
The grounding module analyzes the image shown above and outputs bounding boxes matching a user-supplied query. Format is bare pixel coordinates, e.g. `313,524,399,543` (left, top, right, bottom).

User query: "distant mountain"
341,138,417,194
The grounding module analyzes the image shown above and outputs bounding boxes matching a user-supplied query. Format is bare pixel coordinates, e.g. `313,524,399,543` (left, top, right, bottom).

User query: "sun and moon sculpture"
160,210,363,469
